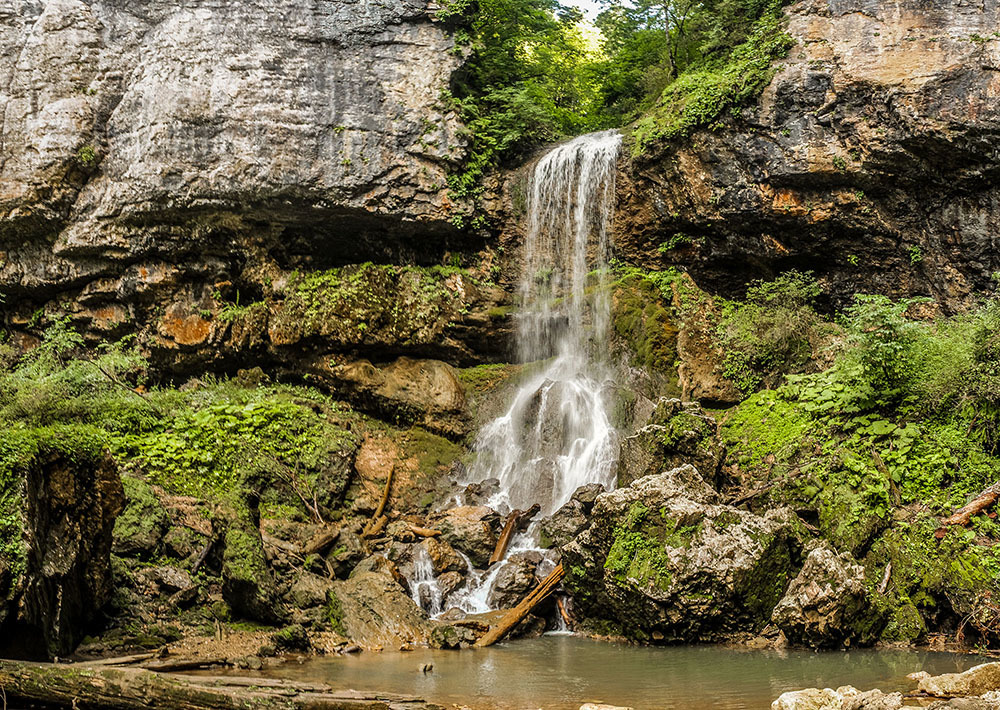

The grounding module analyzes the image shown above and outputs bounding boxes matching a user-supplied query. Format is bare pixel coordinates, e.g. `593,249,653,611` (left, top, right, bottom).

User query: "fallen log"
362,514,388,539
489,504,540,565
476,563,565,647
0,659,442,710
406,524,441,538
941,482,1000,527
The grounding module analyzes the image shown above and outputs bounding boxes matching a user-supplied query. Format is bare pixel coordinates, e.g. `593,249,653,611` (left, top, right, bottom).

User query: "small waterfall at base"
428,131,622,618
467,130,622,517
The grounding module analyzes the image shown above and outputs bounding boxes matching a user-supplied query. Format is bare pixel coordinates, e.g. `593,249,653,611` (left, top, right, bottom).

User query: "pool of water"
257,635,990,709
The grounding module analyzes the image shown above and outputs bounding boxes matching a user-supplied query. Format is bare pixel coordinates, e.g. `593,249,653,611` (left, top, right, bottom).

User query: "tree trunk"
0,660,441,710
476,564,565,648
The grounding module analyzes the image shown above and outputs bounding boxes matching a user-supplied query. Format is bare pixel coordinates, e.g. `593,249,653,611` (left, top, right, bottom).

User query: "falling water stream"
468,130,622,516
408,131,623,617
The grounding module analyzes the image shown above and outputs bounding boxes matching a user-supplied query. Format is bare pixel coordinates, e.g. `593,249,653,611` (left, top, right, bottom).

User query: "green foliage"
441,0,603,203
716,271,828,396
630,3,794,154
77,144,96,166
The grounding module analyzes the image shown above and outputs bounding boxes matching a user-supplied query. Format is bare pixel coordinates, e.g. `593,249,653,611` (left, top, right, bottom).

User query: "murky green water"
264,635,990,709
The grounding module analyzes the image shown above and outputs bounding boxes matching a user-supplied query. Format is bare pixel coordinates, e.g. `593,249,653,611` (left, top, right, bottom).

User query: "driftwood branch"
476,563,565,647
303,526,341,557
0,660,442,710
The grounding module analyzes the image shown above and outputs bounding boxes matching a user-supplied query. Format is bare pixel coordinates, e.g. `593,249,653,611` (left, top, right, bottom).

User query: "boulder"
772,686,902,710
328,570,434,650
432,506,499,568
615,399,724,488
326,530,367,579
112,476,170,560
912,663,1000,698
0,431,124,659
420,537,466,576
562,467,802,642
772,544,874,648
218,496,285,625
487,552,543,609
288,572,336,610
540,484,605,549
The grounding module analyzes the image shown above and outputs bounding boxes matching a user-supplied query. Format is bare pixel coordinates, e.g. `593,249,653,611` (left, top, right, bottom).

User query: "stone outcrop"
771,544,874,648
618,0,1000,312
328,570,434,650
562,466,803,642
0,433,124,659
772,686,903,710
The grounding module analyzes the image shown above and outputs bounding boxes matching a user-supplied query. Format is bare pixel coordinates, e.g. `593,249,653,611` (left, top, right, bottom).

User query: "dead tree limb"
303,526,341,557
489,504,540,565
476,563,565,648
372,465,395,522
942,482,1000,527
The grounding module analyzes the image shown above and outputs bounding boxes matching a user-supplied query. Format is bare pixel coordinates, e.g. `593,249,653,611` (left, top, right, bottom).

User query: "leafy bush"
717,270,828,396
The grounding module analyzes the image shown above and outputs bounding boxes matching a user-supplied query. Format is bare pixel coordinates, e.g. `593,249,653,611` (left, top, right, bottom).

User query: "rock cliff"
617,0,1000,311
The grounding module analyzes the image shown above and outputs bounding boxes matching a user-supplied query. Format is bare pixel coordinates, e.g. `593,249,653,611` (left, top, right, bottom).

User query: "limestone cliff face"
1,0,481,360
617,0,1000,310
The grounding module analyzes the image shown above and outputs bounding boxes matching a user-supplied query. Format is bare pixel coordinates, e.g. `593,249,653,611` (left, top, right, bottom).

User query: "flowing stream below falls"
240,636,990,710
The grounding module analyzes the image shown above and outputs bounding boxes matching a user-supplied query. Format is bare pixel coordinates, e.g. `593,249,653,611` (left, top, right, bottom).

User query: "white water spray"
468,130,622,515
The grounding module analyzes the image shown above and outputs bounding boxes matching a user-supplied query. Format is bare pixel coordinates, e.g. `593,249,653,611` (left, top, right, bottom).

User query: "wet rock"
436,571,465,598
540,484,605,549
0,437,124,659
772,544,874,648
288,572,336,610
429,623,479,649
420,537,466,576
328,571,433,650
616,399,724,488
487,552,543,609
912,663,1000,698
772,686,902,710
562,467,802,642
432,506,500,568
112,476,170,560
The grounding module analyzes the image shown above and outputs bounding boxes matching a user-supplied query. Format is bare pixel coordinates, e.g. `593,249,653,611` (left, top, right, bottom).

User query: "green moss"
604,502,681,592
722,389,813,473
275,263,476,347
113,475,170,560
325,589,348,636
457,363,518,393
612,270,681,387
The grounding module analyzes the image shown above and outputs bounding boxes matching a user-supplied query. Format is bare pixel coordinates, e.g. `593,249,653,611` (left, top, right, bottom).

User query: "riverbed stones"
420,537,466,576
771,544,873,648
912,663,1000,698
562,467,802,641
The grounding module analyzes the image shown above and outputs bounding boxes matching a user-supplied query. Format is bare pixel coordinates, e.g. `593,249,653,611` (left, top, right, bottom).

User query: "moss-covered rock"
0,425,124,659
218,492,285,625
562,467,804,642
113,475,170,560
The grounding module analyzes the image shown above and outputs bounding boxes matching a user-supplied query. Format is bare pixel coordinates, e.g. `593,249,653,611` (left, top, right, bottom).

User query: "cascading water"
407,131,623,620
468,130,622,516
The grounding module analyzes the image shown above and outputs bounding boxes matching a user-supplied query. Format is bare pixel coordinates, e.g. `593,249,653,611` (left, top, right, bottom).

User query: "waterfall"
408,547,444,617
468,130,622,516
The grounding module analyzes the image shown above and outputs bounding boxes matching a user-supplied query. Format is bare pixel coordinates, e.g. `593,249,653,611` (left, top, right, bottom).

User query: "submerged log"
0,659,442,710
476,563,565,647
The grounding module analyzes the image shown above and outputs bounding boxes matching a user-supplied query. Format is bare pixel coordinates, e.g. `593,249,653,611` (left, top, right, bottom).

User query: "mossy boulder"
0,425,124,659
616,399,724,488
113,475,171,560
328,570,433,649
562,466,803,642
218,493,285,624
